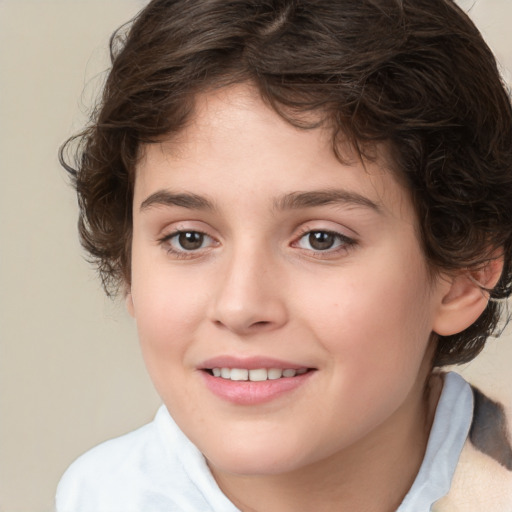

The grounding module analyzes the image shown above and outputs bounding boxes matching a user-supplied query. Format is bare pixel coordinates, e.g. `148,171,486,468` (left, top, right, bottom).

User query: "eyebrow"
273,190,382,213
139,188,381,214
140,191,216,212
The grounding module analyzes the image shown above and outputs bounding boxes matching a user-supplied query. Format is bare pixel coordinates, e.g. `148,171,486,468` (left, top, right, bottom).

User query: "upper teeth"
211,368,307,381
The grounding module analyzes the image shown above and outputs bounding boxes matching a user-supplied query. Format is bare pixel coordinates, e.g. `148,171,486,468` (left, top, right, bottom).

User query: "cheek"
129,253,207,370
299,257,434,375
131,278,205,411
299,269,434,435
134,287,202,352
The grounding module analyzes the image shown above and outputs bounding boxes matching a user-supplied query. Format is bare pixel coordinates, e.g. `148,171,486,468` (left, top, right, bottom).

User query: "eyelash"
158,228,357,260
158,230,217,259
293,228,357,257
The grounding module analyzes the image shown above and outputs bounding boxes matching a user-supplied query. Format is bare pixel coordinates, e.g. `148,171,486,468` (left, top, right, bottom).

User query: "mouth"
204,367,311,381
198,356,316,404
199,361,316,405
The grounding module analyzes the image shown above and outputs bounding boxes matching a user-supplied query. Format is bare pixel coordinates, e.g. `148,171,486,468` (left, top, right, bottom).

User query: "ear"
125,289,135,318
433,255,504,336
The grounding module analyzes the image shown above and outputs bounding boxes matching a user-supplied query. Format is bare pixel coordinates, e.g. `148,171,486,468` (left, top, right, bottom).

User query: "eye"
295,230,354,253
161,230,217,255
174,231,207,251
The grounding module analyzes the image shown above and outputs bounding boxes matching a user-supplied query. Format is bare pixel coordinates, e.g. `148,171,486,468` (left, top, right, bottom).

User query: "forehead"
134,83,414,222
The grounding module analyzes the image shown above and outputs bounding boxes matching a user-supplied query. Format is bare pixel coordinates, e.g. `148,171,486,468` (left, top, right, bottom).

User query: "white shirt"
56,372,472,512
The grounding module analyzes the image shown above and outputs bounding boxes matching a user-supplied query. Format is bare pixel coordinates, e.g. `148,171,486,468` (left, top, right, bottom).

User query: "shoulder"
58,418,156,478
56,417,162,512
56,405,237,512
433,380,512,512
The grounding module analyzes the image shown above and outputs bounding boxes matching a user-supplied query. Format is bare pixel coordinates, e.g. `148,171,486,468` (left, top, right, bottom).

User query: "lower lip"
200,371,314,405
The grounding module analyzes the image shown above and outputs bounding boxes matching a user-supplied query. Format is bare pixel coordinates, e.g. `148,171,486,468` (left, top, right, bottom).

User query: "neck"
210,370,443,512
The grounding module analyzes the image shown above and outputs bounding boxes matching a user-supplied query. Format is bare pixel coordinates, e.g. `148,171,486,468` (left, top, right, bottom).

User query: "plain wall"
1,1,511,511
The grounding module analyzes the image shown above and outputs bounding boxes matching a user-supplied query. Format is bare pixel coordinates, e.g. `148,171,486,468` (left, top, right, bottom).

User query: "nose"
209,245,288,335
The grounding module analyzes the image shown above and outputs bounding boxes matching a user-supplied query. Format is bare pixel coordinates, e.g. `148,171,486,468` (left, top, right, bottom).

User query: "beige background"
1,1,511,511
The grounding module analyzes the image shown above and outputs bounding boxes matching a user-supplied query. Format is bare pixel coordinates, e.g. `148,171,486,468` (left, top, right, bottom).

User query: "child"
56,0,512,510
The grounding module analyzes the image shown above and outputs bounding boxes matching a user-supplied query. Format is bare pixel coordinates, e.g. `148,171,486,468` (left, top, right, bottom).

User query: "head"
60,0,512,485
61,0,512,368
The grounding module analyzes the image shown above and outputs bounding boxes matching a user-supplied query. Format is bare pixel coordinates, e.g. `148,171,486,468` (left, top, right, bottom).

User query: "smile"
207,367,309,381
200,362,316,405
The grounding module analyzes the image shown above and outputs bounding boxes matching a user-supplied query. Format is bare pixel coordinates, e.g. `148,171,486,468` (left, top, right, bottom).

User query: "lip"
198,356,316,405
199,355,310,371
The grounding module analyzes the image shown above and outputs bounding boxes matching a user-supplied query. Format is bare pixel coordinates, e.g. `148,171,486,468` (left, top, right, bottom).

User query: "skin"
126,83,487,511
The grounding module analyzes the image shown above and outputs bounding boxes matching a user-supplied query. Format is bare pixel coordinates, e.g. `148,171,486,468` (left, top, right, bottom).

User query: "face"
128,84,449,477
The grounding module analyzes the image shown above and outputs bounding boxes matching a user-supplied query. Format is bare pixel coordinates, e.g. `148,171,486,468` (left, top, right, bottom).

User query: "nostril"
251,320,271,328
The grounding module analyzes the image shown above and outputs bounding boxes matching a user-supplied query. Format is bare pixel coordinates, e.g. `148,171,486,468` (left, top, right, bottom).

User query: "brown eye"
308,231,336,250
161,229,217,258
177,231,205,250
295,229,355,254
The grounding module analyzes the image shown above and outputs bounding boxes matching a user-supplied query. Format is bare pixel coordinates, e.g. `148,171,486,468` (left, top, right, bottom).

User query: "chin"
201,436,316,477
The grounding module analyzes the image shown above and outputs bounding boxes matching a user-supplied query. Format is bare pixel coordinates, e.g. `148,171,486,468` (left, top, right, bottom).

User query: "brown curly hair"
60,0,512,366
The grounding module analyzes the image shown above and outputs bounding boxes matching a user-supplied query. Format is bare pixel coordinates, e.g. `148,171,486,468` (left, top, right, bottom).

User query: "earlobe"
433,255,503,336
